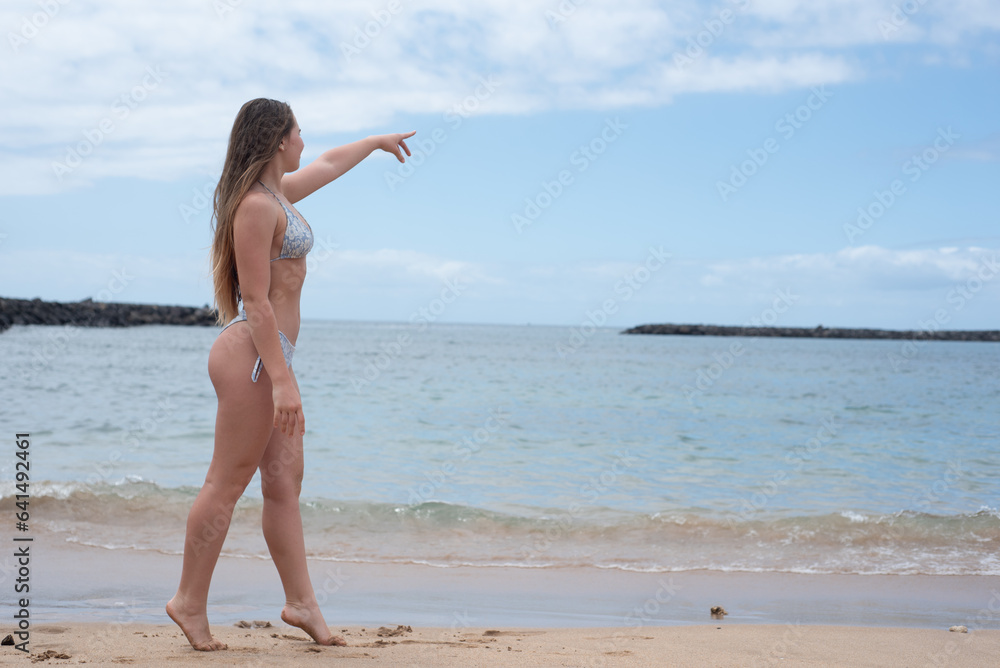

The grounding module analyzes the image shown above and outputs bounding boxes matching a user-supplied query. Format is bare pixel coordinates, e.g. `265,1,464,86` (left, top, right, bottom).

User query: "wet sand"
29,538,1000,629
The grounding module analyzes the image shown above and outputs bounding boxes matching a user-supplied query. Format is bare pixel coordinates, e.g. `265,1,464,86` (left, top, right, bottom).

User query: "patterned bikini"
221,180,314,382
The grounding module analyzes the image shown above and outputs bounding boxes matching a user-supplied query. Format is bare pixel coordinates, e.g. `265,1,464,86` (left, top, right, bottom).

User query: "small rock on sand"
711,606,728,619
949,626,969,633
30,649,71,662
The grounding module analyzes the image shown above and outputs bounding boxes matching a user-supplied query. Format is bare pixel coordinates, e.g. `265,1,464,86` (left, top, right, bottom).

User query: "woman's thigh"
205,324,275,486
258,367,304,499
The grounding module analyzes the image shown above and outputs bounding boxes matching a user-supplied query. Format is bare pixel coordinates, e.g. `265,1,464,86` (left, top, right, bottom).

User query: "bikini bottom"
220,309,295,383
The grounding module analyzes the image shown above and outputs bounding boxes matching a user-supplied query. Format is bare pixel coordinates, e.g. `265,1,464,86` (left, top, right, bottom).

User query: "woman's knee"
201,442,268,509
204,465,257,503
260,461,303,501
261,477,302,504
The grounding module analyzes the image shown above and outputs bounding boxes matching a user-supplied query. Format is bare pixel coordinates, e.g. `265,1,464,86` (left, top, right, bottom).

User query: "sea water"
2,321,998,578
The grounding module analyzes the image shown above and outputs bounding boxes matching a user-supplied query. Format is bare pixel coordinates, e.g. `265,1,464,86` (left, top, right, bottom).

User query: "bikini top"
258,180,314,261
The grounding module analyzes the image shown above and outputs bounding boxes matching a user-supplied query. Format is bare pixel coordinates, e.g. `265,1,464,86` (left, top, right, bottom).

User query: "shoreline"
32,540,1000,631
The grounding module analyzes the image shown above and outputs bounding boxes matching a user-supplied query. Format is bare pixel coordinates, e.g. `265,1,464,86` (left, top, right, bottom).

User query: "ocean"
2,321,999,592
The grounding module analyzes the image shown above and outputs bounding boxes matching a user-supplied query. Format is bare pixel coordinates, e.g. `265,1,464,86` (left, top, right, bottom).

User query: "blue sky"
2,0,998,329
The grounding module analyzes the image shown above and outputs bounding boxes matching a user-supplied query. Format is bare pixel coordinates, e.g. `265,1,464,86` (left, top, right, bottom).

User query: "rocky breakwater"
622,323,1000,342
0,297,217,334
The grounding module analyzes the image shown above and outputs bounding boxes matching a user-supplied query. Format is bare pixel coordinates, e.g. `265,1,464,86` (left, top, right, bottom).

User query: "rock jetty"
0,297,217,334
622,323,1000,342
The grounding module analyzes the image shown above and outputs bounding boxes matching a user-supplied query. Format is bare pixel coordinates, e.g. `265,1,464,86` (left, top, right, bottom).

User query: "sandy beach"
1,622,997,666
0,540,994,665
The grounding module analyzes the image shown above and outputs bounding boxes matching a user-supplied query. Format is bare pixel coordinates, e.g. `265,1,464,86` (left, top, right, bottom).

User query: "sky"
1,0,998,329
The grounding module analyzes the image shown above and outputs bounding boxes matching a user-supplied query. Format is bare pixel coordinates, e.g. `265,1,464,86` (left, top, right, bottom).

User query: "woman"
167,98,414,651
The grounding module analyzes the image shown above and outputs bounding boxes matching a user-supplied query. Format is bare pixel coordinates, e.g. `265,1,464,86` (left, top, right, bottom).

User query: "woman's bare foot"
281,601,346,646
166,596,228,651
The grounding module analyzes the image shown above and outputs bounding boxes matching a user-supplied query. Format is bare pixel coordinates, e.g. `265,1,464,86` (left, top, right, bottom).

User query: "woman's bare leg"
258,369,346,646
167,326,273,651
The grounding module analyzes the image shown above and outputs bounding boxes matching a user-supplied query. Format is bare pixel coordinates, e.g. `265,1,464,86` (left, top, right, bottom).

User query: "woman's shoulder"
233,189,280,231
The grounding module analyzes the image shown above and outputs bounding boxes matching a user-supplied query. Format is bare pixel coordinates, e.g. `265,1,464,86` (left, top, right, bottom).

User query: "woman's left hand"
375,131,416,162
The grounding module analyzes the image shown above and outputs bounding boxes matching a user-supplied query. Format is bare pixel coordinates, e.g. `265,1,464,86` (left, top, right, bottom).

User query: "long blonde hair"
210,98,295,324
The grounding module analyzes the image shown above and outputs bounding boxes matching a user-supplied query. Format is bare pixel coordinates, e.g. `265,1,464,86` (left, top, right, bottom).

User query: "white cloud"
698,245,1000,294
524,245,999,329
2,0,997,194
0,248,209,303
658,53,855,93
947,133,1000,163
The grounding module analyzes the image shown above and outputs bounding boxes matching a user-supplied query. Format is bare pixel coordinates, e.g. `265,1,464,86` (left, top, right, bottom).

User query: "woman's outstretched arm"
282,131,415,202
